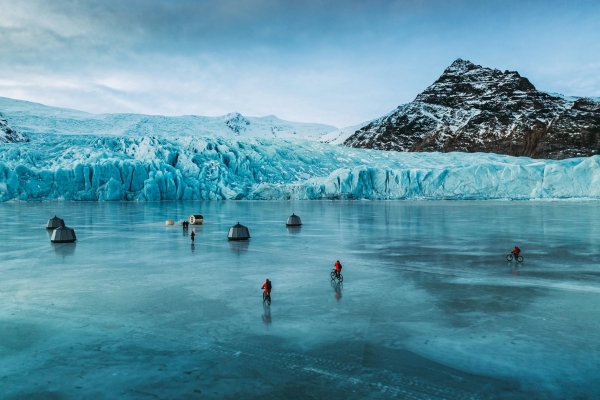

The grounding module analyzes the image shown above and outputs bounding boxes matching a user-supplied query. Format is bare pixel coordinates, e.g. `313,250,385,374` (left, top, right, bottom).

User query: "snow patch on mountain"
319,119,374,144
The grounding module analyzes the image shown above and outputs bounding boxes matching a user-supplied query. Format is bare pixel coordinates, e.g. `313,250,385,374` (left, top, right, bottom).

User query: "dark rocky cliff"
344,59,600,159
0,112,28,143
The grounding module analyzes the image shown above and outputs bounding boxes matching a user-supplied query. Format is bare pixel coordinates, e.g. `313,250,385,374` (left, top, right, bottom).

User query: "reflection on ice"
229,240,249,255
286,226,302,235
53,243,76,257
331,280,343,301
510,263,520,276
262,305,272,325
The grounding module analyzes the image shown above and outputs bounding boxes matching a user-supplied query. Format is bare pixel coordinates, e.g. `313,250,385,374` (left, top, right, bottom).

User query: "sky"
1,0,599,128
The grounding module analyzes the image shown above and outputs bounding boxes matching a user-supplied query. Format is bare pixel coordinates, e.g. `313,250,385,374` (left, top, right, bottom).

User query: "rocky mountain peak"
344,60,600,159
443,58,479,74
222,112,250,134
417,59,537,110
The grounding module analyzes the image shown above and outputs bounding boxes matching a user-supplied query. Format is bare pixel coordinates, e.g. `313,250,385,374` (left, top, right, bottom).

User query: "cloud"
0,0,599,127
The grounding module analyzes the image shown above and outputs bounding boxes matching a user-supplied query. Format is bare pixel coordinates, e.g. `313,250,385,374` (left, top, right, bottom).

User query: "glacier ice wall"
1,135,600,201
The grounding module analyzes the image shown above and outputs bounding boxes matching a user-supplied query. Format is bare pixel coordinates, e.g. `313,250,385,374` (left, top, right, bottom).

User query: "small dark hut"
46,215,65,230
286,213,302,227
51,226,77,243
228,222,250,241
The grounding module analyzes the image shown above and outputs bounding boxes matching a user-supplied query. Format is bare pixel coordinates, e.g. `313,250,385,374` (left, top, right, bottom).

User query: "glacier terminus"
2,134,600,202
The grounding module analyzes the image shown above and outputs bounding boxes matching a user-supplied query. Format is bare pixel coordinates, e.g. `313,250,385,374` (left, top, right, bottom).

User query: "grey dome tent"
51,226,77,243
286,213,302,227
46,215,65,230
228,222,250,241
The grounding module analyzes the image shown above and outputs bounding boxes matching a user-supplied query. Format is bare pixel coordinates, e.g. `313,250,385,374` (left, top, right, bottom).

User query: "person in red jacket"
262,279,272,294
511,246,521,257
334,260,342,278
262,279,272,304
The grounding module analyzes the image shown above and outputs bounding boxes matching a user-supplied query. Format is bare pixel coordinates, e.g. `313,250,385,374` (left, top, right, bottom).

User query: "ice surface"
2,134,600,201
1,201,599,399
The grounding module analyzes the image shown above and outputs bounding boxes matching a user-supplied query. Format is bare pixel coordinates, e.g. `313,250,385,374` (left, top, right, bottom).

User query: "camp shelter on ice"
188,215,204,225
228,222,250,241
46,215,65,230
286,213,302,227
50,226,77,243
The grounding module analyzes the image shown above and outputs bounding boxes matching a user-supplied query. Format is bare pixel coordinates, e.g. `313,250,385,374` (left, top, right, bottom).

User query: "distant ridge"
344,59,600,159
0,97,337,141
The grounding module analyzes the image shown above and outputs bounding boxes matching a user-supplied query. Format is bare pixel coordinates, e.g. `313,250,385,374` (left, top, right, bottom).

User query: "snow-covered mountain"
318,121,372,145
0,97,337,140
0,112,28,143
344,59,600,159
2,135,600,201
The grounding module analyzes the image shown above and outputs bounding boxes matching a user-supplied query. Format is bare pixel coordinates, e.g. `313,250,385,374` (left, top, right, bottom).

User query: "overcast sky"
1,0,599,127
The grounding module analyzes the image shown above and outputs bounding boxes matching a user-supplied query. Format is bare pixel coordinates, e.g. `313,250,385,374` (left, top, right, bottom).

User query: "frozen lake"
1,201,599,399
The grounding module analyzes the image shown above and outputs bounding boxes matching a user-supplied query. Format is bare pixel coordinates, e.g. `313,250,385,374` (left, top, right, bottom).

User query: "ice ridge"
1,135,600,201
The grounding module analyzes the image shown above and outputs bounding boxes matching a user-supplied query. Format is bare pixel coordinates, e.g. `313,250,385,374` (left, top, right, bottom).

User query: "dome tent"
286,213,302,227
228,222,250,241
51,226,77,243
46,215,65,230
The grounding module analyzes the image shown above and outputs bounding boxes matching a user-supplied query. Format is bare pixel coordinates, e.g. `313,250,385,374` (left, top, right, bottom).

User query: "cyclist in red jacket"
511,246,521,257
262,279,272,294
334,260,342,278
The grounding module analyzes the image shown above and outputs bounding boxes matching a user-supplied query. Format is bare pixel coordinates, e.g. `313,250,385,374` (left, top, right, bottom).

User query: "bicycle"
263,291,271,306
506,253,524,262
330,269,344,283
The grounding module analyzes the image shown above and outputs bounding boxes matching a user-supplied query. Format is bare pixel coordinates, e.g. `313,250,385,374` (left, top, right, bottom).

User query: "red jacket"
512,246,520,254
262,280,271,293
334,261,342,272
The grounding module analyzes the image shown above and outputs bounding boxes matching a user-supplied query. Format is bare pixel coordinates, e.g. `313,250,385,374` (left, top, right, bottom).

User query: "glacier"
0,97,336,140
2,95,600,202
2,133,600,202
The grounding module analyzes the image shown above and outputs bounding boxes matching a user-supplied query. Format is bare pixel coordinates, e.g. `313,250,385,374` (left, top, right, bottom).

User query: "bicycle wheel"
267,295,271,306
330,270,337,280
263,292,267,303
338,274,343,283
506,254,513,261
517,256,523,262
